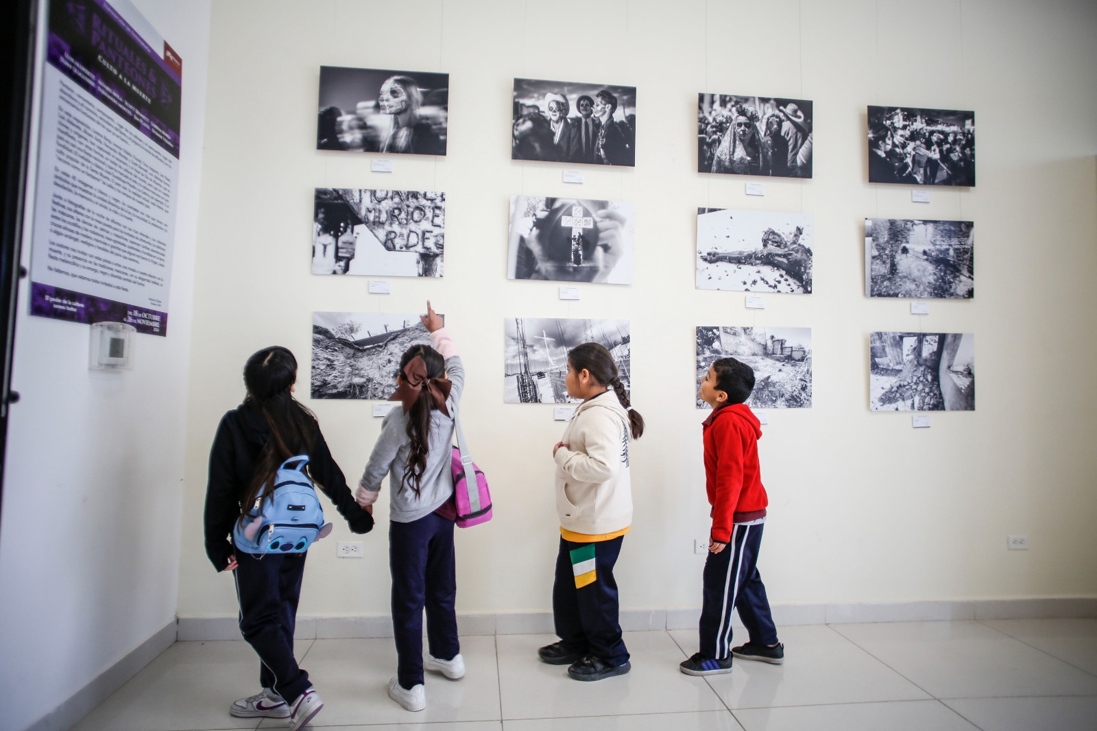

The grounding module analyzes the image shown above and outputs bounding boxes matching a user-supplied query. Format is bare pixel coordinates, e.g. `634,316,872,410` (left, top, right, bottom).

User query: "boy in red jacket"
680,358,784,676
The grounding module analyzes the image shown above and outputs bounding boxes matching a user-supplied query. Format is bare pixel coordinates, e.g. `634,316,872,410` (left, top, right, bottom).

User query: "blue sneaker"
679,652,733,676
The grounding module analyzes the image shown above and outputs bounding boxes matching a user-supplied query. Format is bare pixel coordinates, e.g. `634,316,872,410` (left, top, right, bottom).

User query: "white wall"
178,0,1097,626
0,2,211,730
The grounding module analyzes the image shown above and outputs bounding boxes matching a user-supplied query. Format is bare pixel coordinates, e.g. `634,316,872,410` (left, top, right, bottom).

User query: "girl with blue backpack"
204,345,374,731
356,301,465,712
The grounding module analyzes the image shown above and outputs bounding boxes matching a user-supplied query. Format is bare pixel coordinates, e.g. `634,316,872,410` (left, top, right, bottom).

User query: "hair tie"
390,355,452,415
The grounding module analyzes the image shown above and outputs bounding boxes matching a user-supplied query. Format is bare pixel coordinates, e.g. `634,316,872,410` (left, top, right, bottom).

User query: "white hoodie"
552,390,633,536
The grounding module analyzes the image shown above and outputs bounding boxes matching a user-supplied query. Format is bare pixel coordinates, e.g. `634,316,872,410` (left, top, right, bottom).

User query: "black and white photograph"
512,78,635,167
504,318,631,404
698,94,813,178
311,312,432,400
868,105,975,186
696,326,812,409
312,188,444,278
507,196,634,284
866,218,974,299
870,332,975,412
317,66,447,156
696,208,813,293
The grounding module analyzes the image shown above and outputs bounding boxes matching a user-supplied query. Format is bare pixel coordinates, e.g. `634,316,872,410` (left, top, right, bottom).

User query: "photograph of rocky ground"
867,218,973,298
696,208,814,293
311,312,432,400
696,326,812,409
870,332,974,411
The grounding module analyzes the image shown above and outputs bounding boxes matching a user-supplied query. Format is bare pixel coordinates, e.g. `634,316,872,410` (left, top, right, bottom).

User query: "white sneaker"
229,687,290,718
288,687,323,730
425,652,465,679
387,677,426,711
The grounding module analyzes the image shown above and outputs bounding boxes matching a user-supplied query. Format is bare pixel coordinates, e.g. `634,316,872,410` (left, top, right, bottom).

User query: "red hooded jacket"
703,403,768,544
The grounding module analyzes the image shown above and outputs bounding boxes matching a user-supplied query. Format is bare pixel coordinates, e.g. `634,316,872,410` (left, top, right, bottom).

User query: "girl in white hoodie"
537,343,645,682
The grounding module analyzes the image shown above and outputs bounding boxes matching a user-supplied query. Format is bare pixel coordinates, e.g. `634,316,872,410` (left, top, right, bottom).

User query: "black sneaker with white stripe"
679,652,733,676
732,641,785,664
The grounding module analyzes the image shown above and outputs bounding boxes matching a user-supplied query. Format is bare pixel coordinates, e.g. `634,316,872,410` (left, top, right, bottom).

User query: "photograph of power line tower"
504,317,631,404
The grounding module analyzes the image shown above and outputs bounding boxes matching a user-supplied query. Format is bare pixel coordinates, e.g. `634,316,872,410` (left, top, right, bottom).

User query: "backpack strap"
452,404,481,514
280,455,310,472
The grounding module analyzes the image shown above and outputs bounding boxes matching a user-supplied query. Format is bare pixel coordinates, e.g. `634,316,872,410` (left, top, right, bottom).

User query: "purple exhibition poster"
28,0,183,335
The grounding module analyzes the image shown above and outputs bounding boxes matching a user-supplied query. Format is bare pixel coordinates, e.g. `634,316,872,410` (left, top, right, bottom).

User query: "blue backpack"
232,456,329,554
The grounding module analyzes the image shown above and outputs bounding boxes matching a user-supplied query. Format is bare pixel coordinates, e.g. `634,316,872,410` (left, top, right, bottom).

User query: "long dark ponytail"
567,342,644,439
397,344,446,498
238,346,320,527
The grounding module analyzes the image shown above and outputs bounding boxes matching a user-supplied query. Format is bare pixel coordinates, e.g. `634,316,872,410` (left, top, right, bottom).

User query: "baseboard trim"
176,597,1097,642
23,620,175,731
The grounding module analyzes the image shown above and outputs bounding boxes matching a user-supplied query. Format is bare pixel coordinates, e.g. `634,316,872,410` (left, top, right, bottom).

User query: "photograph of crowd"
696,208,813,293
868,105,975,186
317,66,448,156
312,188,444,277
696,326,812,409
311,312,433,400
507,196,634,285
870,332,975,412
698,94,813,178
504,318,631,404
512,78,636,167
866,218,974,299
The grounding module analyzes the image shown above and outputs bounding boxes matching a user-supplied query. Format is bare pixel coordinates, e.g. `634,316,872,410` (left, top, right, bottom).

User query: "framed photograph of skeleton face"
317,66,448,156
512,78,636,167
698,93,813,179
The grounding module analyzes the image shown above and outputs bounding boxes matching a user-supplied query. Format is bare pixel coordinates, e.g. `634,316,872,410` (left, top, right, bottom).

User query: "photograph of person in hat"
512,78,637,167
698,94,813,179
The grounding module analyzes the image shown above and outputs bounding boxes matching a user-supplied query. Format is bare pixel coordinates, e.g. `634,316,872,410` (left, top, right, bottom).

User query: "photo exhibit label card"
562,170,584,184
369,280,391,294
373,403,397,417
756,412,769,425
912,415,932,428
559,286,580,300
910,302,930,315
745,183,765,196
371,159,394,173
912,190,931,203
554,406,576,421
745,296,766,309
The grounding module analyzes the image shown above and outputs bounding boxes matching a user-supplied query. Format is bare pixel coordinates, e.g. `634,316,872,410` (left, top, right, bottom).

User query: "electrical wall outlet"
694,538,709,555
1007,535,1029,550
337,541,364,558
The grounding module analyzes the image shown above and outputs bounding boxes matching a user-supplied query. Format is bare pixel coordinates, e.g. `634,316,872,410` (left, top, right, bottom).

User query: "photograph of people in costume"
698,94,813,178
317,66,448,156
868,105,974,186
512,78,635,167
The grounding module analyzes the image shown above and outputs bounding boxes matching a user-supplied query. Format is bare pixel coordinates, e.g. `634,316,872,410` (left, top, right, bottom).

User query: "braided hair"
567,343,644,439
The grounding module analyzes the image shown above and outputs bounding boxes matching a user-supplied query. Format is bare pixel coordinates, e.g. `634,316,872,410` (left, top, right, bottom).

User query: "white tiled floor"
70,619,1097,731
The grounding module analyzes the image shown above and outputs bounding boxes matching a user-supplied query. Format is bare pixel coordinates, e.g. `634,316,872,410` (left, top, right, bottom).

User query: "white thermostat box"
89,322,135,370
